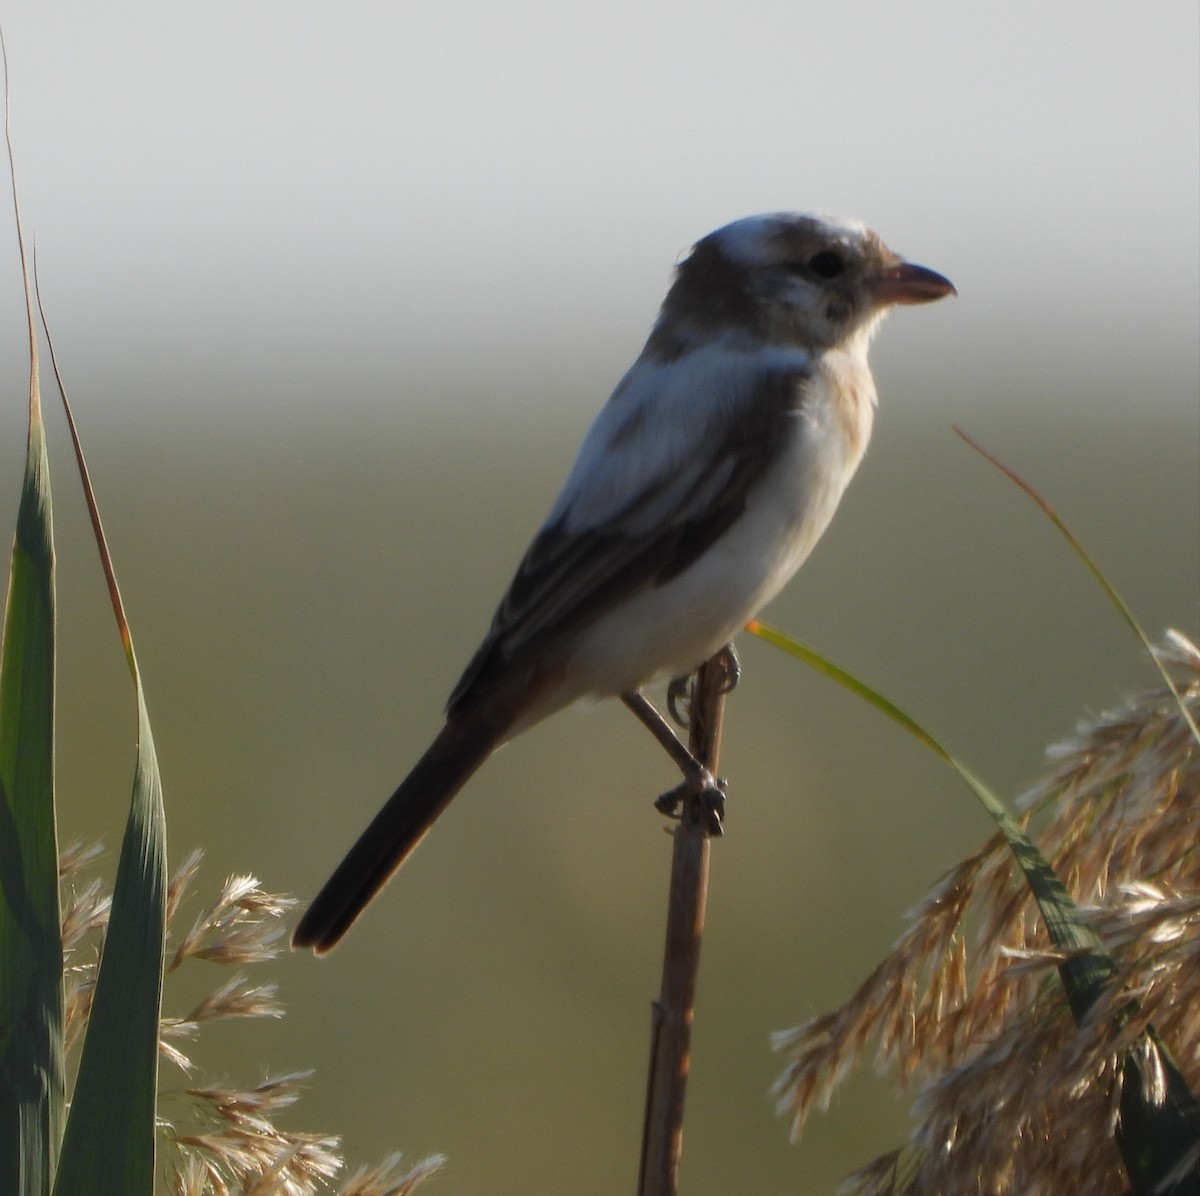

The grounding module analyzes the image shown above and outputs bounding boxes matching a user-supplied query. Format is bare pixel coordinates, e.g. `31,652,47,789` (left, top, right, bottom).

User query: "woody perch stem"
637,652,728,1196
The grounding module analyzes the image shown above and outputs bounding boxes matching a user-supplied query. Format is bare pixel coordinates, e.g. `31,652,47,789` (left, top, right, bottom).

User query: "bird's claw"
666,675,692,727
715,644,741,694
653,769,726,836
700,780,726,834
667,645,740,727
653,786,683,817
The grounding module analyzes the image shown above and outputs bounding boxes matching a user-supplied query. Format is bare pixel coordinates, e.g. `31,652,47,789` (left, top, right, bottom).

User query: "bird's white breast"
558,349,876,701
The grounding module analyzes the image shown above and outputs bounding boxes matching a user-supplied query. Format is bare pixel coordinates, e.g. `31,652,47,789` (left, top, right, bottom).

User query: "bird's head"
652,212,955,357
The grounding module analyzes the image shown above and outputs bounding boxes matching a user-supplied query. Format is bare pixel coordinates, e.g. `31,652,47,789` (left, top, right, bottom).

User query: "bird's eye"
805,250,845,279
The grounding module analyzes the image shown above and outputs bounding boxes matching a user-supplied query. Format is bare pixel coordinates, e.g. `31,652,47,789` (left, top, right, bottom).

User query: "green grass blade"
0,36,65,1191
745,620,1114,1007
40,312,167,1195
954,426,1200,748
52,697,164,1196
748,620,1200,1190
0,40,167,1184
0,408,64,1196
1117,1027,1200,1196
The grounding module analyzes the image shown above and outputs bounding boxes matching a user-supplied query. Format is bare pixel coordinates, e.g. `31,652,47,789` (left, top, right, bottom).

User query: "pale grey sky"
0,1,1196,431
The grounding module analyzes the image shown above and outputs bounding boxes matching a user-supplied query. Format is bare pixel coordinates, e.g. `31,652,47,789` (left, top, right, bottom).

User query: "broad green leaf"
0,411,64,1196
0,51,64,1191
52,695,164,1196
44,310,167,1196
0,43,168,1187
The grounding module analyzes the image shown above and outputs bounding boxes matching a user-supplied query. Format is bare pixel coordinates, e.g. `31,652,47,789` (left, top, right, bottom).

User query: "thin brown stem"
637,650,730,1196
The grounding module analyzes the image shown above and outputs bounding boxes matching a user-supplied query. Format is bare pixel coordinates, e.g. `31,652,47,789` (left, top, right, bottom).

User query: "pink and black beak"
870,260,957,307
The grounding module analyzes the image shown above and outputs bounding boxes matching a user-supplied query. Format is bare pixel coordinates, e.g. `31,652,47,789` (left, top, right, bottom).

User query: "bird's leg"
622,690,702,778
621,690,725,834
665,645,740,728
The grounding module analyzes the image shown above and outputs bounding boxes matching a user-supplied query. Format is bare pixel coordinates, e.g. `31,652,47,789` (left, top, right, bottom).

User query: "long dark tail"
292,708,506,953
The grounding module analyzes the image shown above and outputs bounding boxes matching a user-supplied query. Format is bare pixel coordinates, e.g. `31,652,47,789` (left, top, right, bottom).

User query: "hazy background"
1,2,1197,1192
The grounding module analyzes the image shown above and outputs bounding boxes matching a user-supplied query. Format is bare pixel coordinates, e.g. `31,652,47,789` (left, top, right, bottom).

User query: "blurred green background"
1,2,1197,1192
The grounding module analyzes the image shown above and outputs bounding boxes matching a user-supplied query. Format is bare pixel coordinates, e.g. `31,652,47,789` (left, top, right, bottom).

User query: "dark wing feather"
447,367,809,714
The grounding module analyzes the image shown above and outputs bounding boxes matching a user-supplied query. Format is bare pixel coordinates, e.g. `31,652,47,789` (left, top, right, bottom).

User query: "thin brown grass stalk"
638,651,730,1196
772,630,1200,1195
59,848,444,1195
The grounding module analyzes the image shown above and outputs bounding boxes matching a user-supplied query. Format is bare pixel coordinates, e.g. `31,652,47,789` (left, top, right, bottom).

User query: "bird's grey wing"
446,364,811,714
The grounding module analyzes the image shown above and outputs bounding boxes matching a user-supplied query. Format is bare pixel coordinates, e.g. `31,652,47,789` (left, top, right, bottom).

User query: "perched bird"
293,212,954,953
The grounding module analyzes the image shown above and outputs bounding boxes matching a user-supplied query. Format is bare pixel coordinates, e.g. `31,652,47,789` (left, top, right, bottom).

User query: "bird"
293,212,955,953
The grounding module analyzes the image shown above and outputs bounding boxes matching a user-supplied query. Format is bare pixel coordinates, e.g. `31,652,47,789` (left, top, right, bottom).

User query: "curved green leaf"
0,39,64,1190
954,425,1200,748
0,405,63,1196
0,36,167,1188
52,696,164,1196
748,620,1200,1192
44,310,167,1196
745,619,1114,1004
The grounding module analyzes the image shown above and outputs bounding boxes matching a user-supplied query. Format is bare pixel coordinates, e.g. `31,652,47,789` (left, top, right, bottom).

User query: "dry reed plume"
772,630,1200,1194
60,847,443,1196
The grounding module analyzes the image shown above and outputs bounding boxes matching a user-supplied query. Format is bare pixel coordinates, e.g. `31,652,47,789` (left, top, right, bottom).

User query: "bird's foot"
654,767,727,836
666,645,741,728
715,643,741,694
